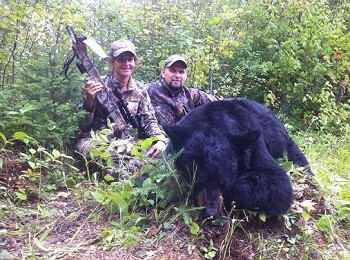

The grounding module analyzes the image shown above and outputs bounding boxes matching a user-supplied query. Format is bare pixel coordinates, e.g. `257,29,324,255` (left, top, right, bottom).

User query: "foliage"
200,239,218,259
1,0,349,151
85,135,200,243
0,1,350,258
0,0,88,149
1,126,350,258
0,131,80,201
70,128,200,245
310,127,350,227
223,1,350,132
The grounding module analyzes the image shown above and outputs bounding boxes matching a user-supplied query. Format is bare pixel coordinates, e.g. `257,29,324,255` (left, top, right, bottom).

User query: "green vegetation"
1,130,349,258
0,0,349,259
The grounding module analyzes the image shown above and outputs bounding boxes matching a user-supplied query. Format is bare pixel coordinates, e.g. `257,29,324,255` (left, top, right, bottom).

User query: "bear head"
164,123,262,217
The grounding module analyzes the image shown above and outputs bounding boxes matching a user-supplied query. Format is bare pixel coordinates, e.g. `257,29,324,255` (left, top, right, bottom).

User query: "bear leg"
226,170,294,216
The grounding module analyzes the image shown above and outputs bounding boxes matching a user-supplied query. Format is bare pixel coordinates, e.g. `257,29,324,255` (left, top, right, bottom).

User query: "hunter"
147,54,217,126
75,39,166,179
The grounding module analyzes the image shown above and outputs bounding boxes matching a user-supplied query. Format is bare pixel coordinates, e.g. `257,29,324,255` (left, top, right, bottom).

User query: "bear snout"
196,187,224,217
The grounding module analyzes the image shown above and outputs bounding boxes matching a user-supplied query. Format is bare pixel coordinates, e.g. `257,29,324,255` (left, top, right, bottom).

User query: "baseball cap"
108,39,136,58
164,54,187,68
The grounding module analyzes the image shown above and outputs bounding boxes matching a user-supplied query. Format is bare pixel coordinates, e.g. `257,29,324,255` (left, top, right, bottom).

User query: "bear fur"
163,98,312,217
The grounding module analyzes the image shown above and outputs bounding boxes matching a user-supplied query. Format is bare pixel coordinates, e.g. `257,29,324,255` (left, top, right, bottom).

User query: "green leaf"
28,161,36,169
99,129,112,135
0,132,7,143
208,251,216,258
140,137,157,150
100,152,111,159
101,229,115,242
190,222,200,235
13,131,37,144
300,200,316,212
7,111,19,115
209,239,214,247
316,215,333,232
208,16,220,25
19,103,39,114
301,212,311,221
90,148,101,157
13,131,31,139
200,246,208,253
65,178,76,188
140,165,152,174
338,206,350,220
91,191,105,203
52,149,61,158
142,178,152,189
109,192,129,216
104,174,116,182
15,191,27,201
259,212,267,222
131,149,143,159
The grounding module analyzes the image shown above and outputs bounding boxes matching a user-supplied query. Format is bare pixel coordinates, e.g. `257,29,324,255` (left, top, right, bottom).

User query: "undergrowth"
0,127,349,259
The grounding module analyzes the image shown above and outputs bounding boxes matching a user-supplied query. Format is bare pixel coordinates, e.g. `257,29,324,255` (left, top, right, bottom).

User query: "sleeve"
138,89,167,142
76,89,95,133
77,86,109,133
191,89,218,107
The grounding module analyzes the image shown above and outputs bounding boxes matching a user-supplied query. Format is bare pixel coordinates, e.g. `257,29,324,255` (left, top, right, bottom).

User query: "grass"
0,129,349,259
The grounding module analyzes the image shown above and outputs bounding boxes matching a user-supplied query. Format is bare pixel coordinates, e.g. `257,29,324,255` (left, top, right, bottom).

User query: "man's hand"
144,140,166,158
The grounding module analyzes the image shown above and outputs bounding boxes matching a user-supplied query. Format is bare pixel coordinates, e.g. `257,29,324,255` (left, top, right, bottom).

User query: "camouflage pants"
75,136,144,180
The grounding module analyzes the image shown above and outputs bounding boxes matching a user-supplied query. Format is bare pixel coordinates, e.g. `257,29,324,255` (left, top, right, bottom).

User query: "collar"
107,73,136,92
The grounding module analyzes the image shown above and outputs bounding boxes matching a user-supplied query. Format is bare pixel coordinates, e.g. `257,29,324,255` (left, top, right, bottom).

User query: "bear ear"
162,124,188,147
228,128,262,148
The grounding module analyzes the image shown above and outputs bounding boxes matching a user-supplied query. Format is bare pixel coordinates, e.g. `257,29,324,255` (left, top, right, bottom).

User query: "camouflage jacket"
78,74,166,142
146,79,217,126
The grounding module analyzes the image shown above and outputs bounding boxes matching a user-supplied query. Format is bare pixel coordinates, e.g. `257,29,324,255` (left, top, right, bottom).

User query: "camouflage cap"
164,54,187,68
109,39,136,58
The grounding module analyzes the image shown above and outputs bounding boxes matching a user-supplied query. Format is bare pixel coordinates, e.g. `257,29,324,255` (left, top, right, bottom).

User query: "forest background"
1,0,349,148
0,0,349,259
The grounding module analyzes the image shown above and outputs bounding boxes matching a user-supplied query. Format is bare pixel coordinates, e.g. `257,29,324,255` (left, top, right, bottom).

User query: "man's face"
161,61,187,91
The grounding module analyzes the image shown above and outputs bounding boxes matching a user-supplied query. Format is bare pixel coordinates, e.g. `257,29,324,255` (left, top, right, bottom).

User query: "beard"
168,80,183,90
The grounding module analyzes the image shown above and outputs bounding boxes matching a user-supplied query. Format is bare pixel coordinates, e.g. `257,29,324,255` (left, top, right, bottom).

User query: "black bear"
163,98,312,217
